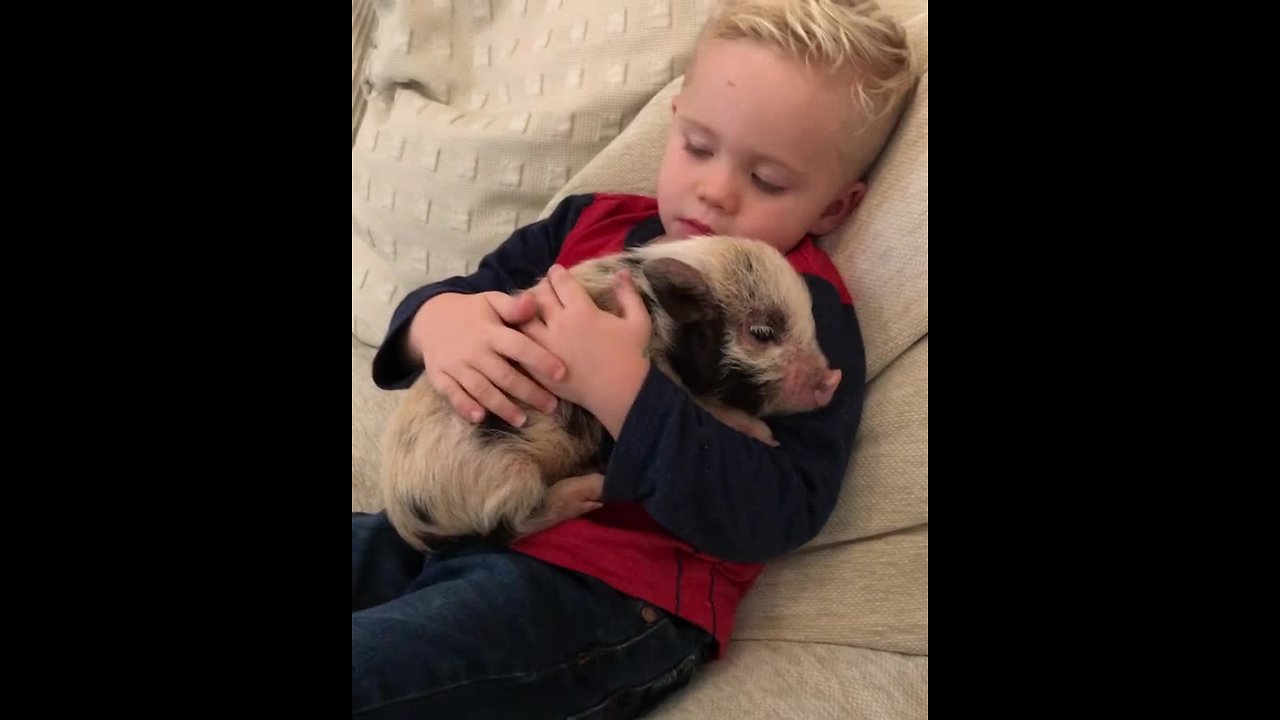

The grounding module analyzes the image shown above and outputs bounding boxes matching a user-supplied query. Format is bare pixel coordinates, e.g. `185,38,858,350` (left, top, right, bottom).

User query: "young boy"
352,1,916,717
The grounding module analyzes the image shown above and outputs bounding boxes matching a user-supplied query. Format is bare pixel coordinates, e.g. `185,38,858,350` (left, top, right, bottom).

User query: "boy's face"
656,39,868,254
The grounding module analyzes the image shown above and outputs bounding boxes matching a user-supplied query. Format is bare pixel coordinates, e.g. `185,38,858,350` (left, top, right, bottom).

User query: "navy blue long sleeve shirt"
371,192,866,565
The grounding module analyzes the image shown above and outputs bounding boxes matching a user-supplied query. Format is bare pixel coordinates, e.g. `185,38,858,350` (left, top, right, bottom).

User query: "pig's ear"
642,257,712,323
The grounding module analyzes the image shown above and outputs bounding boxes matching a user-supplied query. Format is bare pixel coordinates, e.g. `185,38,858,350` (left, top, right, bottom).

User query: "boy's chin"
659,216,688,239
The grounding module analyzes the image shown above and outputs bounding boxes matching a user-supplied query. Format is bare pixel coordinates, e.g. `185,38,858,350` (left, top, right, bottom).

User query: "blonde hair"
691,0,918,179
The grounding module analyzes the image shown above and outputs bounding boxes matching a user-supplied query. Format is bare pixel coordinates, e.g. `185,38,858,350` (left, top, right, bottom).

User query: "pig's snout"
814,368,841,408
777,352,842,414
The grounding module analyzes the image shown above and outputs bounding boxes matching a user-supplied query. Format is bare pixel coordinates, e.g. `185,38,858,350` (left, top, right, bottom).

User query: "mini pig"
380,234,842,551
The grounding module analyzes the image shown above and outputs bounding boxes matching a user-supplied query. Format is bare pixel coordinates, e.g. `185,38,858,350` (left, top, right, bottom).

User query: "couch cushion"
735,523,928,655
351,0,708,346
353,0,376,145
352,335,395,512
648,640,927,719
827,60,928,381
811,337,928,547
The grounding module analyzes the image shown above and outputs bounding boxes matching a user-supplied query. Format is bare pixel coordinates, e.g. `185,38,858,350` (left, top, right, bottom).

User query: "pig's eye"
749,325,776,343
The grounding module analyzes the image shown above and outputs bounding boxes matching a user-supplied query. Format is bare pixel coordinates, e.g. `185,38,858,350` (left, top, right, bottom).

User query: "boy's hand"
408,291,567,427
520,266,652,437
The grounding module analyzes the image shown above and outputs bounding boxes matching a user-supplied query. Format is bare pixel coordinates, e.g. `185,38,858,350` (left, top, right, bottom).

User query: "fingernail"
514,413,527,427
544,398,558,413
554,366,567,382
470,410,484,423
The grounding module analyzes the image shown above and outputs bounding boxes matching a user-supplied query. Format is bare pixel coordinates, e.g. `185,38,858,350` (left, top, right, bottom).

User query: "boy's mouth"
679,219,714,235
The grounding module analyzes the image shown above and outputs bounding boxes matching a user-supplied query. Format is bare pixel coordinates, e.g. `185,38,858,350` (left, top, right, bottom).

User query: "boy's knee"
352,614,447,717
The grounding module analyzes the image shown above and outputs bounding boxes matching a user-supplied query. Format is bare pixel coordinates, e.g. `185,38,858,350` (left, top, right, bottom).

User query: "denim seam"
565,648,702,720
354,615,672,715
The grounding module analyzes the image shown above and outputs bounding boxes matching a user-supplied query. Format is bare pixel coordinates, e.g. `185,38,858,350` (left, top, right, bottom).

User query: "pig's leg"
514,473,606,536
699,402,780,447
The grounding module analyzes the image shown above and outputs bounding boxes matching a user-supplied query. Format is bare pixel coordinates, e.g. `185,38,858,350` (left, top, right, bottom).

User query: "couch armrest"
352,0,376,146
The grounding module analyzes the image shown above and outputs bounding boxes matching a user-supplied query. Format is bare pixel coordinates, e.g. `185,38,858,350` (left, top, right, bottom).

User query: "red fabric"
513,192,851,657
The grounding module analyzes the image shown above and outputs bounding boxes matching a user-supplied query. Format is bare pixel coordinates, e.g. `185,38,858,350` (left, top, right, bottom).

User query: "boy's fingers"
613,270,648,320
489,291,539,326
453,366,526,428
529,277,564,320
547,264,592,309
491,325,566,385
429,368,485,424
477,353,558,415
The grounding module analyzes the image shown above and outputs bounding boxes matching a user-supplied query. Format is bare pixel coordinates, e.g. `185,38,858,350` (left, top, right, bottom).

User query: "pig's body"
381,235,841,551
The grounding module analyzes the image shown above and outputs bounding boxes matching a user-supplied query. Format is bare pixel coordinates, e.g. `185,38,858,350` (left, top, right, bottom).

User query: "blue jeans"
352,511,715,719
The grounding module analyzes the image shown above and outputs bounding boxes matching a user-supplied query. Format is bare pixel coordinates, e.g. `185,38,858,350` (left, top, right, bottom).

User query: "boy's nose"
697,167,739,214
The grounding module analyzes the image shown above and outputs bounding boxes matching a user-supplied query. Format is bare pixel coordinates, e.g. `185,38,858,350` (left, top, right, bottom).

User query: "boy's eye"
752,175,785,195
683,142,712,159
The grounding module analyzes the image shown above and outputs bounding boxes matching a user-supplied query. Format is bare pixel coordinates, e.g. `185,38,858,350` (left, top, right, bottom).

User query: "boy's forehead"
684,40,866,123
679,40,863,164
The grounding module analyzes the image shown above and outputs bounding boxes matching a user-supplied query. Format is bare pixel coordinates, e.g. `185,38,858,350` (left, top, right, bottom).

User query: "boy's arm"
602,277,867,564
371,194,596,389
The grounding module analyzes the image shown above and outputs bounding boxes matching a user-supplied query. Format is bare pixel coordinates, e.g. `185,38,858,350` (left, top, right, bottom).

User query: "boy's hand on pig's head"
409,291,567,428
519,266,652,412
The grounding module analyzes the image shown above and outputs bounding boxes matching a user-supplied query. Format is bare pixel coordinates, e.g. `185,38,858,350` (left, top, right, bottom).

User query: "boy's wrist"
584,355,651,440
406,292,455,363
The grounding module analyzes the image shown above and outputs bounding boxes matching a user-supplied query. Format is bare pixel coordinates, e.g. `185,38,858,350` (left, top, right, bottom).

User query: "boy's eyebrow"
680,116,803,177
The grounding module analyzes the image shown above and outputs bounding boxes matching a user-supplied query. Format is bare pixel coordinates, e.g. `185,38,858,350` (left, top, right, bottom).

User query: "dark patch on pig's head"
645,256,719,391
666,312,726,398
644,257,713,324
643,254,770,415
716,366,767,416
750,307,789,342
666,312,768,415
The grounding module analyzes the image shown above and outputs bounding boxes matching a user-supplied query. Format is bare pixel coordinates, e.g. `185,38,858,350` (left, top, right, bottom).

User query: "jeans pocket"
568,646,706,720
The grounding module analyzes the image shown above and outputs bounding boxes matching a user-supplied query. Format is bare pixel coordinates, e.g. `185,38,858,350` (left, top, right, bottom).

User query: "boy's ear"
808,181,867,236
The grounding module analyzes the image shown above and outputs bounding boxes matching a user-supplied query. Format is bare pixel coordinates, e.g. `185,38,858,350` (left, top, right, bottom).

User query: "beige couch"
351,1,927,716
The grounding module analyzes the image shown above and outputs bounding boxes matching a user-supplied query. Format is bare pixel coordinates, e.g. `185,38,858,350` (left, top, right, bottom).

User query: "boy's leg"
352,511,426,612
352,545,714,719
